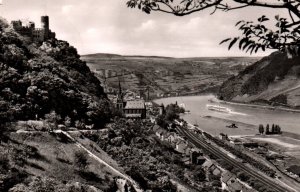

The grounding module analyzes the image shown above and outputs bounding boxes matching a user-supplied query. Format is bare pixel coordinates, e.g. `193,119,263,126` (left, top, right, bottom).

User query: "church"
116,81,146,119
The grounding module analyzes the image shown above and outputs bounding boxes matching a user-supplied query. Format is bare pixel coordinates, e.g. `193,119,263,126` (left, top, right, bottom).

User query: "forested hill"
0,19,111,127
218,52,300,108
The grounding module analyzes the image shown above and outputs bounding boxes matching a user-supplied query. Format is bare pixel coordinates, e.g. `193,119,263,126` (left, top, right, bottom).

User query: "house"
219,133,228,140
190,149,201,164
221,171,255,192
196,156,206,165
202,160,222,176
212,167,222,176
202,159,214,170
176,139,188,153
164,132,178,143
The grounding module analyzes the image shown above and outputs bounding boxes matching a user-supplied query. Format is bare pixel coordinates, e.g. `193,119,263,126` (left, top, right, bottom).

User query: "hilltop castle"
11,16,56,42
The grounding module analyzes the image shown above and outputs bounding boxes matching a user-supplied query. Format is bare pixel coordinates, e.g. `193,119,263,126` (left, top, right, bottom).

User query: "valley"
82,53,260,99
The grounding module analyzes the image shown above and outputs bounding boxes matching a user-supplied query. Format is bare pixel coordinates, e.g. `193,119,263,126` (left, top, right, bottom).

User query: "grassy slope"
1,131,120,191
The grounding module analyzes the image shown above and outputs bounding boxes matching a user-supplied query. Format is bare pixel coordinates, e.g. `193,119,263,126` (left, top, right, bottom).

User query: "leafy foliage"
0,20,112,129
126,0,300,56
82,119,213,191
156,103,185,128
74,151,89,170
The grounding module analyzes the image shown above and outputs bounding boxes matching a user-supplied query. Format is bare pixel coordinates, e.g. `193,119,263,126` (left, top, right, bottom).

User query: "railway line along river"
154,95,300,136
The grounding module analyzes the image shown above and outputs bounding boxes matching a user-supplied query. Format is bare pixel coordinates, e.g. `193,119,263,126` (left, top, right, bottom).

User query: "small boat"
184,110,191,114
226,123,238,128
206,104,232,113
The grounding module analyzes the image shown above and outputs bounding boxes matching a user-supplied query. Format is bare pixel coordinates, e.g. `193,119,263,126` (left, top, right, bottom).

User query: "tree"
258,124,264,134
277,125,282,134
127,0,300,57
64,116,72,127
266,124,270,134
45,111,61,131
74,151,89,170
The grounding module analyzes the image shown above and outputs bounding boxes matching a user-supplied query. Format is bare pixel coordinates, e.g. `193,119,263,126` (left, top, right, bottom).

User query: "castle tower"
41,16,49,38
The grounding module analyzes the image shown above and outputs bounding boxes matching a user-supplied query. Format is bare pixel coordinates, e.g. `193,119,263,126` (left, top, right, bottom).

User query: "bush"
74,151,89,170
45,111,61,131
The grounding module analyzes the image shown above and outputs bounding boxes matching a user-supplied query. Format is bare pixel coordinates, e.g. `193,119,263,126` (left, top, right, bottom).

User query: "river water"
154,95,300,136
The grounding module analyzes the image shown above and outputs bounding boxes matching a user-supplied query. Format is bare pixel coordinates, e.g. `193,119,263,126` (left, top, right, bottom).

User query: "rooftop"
124,100,145,109
222,171,234,183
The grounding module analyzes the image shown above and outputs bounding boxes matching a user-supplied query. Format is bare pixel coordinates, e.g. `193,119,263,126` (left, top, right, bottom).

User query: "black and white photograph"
1,0,300,191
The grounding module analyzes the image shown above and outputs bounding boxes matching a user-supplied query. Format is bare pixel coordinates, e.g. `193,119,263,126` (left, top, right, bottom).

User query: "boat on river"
206,104,232,113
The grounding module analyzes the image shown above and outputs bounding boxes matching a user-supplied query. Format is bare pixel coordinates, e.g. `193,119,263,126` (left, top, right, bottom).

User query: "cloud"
135,20,156,32
1,0,284,57
62,5,73,14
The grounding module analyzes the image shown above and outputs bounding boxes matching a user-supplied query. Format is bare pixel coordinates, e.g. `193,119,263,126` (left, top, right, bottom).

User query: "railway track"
176,127,291,192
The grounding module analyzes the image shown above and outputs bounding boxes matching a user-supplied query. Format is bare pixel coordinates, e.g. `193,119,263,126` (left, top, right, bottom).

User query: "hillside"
0,18,125,192
0,19,111,128
81,53,259,98
218,52,300,108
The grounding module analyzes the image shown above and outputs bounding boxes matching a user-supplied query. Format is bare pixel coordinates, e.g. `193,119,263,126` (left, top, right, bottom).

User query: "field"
81,53,260,99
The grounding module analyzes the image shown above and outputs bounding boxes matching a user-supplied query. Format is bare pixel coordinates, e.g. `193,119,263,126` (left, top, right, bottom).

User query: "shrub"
74,151,89,170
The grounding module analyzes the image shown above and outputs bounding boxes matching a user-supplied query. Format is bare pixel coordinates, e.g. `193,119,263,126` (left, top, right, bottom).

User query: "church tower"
116,80,124,110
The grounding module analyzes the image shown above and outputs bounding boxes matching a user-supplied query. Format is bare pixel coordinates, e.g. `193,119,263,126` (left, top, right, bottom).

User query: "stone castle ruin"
11,16,55,42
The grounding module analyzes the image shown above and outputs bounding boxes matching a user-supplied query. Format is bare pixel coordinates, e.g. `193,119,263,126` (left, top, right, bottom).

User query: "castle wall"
11,16,54,42
32,28,45,42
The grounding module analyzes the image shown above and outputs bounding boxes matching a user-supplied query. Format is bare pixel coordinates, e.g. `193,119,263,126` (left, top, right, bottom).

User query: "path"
54,130,142,192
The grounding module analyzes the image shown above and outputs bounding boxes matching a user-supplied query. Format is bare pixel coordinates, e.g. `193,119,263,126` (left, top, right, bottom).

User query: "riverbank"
154,95,300,136
219,100,300,113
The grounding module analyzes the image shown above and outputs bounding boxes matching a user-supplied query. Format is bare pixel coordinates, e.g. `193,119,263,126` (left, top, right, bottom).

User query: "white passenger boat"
206,104,232,113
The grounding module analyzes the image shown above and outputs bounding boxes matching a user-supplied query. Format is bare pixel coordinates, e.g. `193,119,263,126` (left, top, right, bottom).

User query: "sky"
0,0,288,57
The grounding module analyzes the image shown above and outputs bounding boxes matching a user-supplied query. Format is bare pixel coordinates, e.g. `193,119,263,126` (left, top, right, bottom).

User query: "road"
176,127,293,192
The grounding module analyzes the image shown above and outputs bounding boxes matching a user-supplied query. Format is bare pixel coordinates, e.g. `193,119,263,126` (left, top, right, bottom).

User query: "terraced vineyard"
81,53,260,98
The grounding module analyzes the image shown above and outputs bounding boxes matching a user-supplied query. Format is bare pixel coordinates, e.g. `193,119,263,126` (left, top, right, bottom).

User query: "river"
154,95,300,136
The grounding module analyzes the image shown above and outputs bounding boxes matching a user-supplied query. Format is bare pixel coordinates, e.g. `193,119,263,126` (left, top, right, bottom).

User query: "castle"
11,16,56,42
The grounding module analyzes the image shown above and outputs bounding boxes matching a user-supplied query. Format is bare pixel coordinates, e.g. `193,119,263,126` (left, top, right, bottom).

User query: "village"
106,81,261,191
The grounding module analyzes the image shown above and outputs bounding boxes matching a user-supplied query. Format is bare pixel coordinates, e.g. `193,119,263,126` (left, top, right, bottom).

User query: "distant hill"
81,53,174,63
82,53,260,98
82,53,123,59
218,52,300,108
